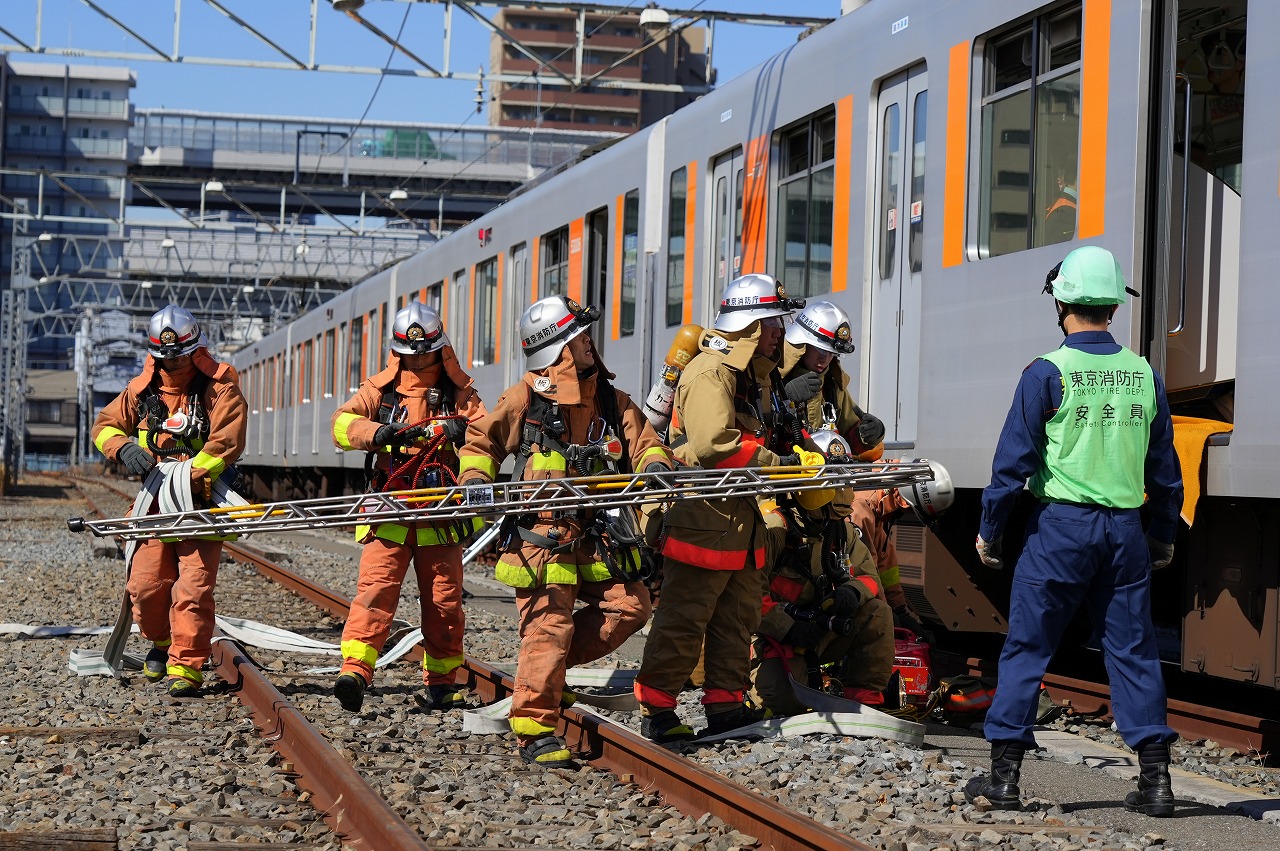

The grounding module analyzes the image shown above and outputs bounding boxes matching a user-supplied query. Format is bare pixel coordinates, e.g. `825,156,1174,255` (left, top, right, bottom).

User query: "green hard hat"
1043,246,1139,306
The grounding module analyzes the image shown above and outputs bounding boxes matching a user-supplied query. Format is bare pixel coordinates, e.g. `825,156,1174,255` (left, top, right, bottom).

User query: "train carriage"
232,0,1278,692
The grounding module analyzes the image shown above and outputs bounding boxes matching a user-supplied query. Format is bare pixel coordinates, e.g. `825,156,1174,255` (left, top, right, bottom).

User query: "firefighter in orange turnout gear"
457,295,672,769
91,305,247,698
330,303,487,713
634,274,805,743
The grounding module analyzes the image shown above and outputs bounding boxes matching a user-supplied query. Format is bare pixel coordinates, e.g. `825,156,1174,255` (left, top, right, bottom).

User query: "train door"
706,148,745,329
867,64,928,446
586,207,609,353
507,242,528,387
1147,0,1243,395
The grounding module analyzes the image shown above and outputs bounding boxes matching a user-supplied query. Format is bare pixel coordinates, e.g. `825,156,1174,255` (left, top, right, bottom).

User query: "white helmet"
520,295,599,371
713,274,804,333
390,302,449,355
146,305,206,359
785,300,855,355
809,428,852,463
898,459,955,523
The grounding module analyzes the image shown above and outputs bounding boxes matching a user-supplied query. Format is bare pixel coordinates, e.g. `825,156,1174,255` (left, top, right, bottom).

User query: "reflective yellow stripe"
191,451,225,479
94,426,127,454
530,452,567,472
421,653,464,674
166,663,203,684
509,716,558,736
579,557,615,583
459,455,496,479
333,412,363,451
879,565,901,588
369,523,410,545
341,639,379,666
638,447,669,469
152,638,172,648
414,517,484,546
495,557,606,587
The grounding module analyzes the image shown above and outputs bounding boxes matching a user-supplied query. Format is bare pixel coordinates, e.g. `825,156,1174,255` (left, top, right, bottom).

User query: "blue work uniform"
979,330,1183,750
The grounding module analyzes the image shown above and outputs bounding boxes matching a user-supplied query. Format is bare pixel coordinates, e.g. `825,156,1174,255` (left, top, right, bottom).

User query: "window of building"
473,258,499,367
26,400,62,424
665,167,688,326
775,109,836,297
979,4,1082,257
621,190,639,337
541,226,570,297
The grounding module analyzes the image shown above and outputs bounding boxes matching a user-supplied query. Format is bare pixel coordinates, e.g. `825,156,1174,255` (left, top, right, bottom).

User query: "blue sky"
4,0,838,128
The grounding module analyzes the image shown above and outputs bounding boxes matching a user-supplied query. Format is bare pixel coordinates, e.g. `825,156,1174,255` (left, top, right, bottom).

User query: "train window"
265,356,275,412
323,329,336,398
776,109,836,297
426,281,443,312
542,226,570,297
979,3,1082,257
301,339,313,404
879,103,901,281
451,269,467,359
666,166,688,327
473,257,499,367
622,190,639,337
348,319,363,391
909,91,928,274
376,304,387,366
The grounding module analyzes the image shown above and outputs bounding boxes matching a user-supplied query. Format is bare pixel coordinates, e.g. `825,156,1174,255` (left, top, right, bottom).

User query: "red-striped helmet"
390,302,449,355
146,305,206,359
519,295,599,371
713,274,804,333
898,459,955,523
785,299,855,355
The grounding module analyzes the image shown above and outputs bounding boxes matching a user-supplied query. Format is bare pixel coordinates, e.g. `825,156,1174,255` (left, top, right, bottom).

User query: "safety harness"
135,372,211,458
504,371,653,583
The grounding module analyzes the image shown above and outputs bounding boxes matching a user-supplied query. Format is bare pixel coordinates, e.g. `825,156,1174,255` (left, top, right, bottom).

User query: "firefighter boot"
143,644,168,682
964,741,1025,810
166,675,201,699
1124,742,1175,817
702,701,768,738
518,735,577,769
334,673,367,713
413,684,465,711
641,709,696,744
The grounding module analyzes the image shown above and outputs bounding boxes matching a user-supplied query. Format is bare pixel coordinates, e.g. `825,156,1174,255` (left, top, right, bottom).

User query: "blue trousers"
984,501,1176,750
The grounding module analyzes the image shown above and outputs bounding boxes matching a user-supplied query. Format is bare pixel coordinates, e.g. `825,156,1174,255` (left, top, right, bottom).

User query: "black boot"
964,741,1025,810
1124,741,1175,817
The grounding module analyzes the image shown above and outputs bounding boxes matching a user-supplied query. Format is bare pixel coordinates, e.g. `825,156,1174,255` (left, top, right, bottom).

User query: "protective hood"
522,342,607,407
368,344,475,393
130,346,228,394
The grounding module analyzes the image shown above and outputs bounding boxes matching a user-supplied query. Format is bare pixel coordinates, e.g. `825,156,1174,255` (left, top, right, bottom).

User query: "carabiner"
585,416,608,445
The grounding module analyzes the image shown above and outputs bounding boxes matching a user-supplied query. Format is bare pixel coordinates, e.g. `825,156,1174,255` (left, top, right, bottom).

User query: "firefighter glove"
784,620,826,650
775,452,801,467
374,423,420,448
1147,534,1175,570
118,441,156,476
783,371,823,403
975,534,1004,569
853,406,886,448
829,581,868,616
893,606,933,644
643,462,669,474
442,417,468,447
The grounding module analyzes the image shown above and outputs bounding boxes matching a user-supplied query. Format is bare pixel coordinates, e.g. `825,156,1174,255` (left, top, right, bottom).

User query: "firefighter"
778,299,886,461
330,302,486,713
91,305,247,698
634,273,805,743
752,430,895,715
457,295,672,769
967,246,1182,816
848,461,955,644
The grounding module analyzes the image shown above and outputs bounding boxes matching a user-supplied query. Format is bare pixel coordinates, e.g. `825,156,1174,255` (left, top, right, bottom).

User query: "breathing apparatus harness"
505,369,654,583
135,372,211,458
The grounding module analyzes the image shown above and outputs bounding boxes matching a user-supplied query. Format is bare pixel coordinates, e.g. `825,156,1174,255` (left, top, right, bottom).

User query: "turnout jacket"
662,325,786,571
93,348,246,490
847,489,911,611
331,346,485,545
456,344,672,586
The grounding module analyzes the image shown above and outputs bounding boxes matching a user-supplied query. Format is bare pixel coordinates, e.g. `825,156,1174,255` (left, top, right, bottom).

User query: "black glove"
117,441,156,476
1147,534,1175,570
643,462,669,474
775,452,801,467
783,371,823,404
783,620,826,649
853,407,886,448
829,581,869,616
373,423,420,448
442,417,468,447
893,606,934,644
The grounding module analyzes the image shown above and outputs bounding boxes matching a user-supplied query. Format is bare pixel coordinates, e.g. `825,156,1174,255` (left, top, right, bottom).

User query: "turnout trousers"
635,558,767,710
128,537,224,681
340,536,465,686
511,578,650,736
984,502,1176,749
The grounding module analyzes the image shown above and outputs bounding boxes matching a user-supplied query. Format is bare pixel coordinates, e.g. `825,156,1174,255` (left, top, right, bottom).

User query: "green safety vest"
1028,345,1156,509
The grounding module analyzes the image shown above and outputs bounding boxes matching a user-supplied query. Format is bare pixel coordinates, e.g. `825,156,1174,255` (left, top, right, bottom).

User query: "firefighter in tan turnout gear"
457,295,673,768
91,305,247,697
634,274,806,742
330,303,487,713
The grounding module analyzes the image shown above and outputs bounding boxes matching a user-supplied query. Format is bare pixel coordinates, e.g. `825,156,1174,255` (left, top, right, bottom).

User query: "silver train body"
231,0,1279,690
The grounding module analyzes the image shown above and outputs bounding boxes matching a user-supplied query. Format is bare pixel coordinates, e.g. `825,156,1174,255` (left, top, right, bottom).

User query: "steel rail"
69,462,932,541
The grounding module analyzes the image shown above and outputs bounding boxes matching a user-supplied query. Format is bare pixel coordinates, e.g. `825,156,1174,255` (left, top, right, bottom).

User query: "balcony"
66,137,128,159
500,88,639,110
500,56,641,81
4,94,130,120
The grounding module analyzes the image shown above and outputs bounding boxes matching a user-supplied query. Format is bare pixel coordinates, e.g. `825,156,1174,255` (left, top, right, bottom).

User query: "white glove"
976,534,1004,569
